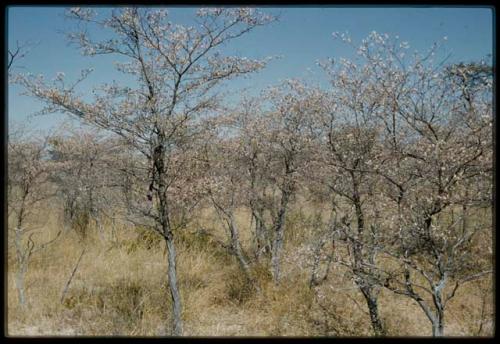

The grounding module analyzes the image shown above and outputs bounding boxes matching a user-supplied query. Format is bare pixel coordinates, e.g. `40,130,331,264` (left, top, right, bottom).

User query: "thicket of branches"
9,8,493,337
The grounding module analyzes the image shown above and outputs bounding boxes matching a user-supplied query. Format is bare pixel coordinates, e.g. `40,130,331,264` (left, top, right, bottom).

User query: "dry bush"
6,201,493,337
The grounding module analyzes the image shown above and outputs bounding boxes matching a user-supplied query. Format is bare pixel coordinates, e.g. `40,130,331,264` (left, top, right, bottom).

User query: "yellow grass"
6,204,494,337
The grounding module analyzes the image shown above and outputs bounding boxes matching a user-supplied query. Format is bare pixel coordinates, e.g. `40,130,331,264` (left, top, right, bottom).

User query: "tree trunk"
431,313,444,337
249,162,269,260
253,212,262,258
271,190,290,283
154,141,183,336
164,234,183,336
271,225,284,283
14,214,28,308
310,239,335,289
415,291,445,337
15,264,27,308
157,190,183,335
351,179,385,336
229,215,252,281
362,288,385,336
431,282,445,337
252,209,269,260
367,298,385,336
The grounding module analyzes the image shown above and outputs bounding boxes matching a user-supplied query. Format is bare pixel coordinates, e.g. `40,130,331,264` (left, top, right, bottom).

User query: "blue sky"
7,6,494,131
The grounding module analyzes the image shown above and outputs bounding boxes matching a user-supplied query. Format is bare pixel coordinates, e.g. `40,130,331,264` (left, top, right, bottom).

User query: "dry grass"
6,204,494,337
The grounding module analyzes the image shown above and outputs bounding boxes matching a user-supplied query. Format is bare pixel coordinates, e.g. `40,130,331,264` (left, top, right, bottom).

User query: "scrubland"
7,202,493,337
7,7,493,338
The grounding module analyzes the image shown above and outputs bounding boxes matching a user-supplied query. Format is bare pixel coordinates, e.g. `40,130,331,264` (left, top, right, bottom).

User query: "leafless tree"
200,120,255,285
48,128,125,241
8,127,61,308
252,80,322,283
231,98,275,261
331,33,495,337
311,36,388,335
16,7,274,334
309,32,493,337
375,58,493,337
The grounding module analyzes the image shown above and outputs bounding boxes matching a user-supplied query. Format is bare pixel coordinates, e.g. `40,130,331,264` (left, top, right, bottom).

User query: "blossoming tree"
315,31,493,337
17,7,274,335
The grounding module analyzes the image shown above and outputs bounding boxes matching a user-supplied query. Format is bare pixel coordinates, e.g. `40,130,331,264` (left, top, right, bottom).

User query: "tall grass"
6,204,493,336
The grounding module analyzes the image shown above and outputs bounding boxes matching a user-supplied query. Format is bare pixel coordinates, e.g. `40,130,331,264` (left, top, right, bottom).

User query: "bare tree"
260,80,324,283
324,32,495,337
204,82,326,286
16,7,274,335
8,127,61,308
309,31,493,337
376,57,493,337
311,32,389,335
200,120,255,285
48,128,125,241
230,98,275,261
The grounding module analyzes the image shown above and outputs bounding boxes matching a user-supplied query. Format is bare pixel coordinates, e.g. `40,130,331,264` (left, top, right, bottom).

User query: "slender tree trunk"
431,282,445,337
432,313,444,337
252,208,270,260
271,189,290,283
228,215,252,281
164,233,183,336
15,263,27,308
414,289,445,337
462,195,468,234
14,212,28,308
249,162,269,260
253,212,261,256
154,141,183,336
351,179,365,267
61,247,86,303
157,199,183,335
252,212,263,259
271,226,284,283
360,286,385,336
352,177,385,336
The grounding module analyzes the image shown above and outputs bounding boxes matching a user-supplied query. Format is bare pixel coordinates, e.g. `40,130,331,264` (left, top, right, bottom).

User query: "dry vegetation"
7,7,493,337
7,202,493,336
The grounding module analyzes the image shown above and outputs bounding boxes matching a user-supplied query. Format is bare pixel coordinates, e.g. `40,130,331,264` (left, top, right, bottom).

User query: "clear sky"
7,6,494,131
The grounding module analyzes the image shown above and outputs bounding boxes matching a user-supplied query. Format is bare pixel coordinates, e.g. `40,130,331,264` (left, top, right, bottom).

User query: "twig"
60,247,87,303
